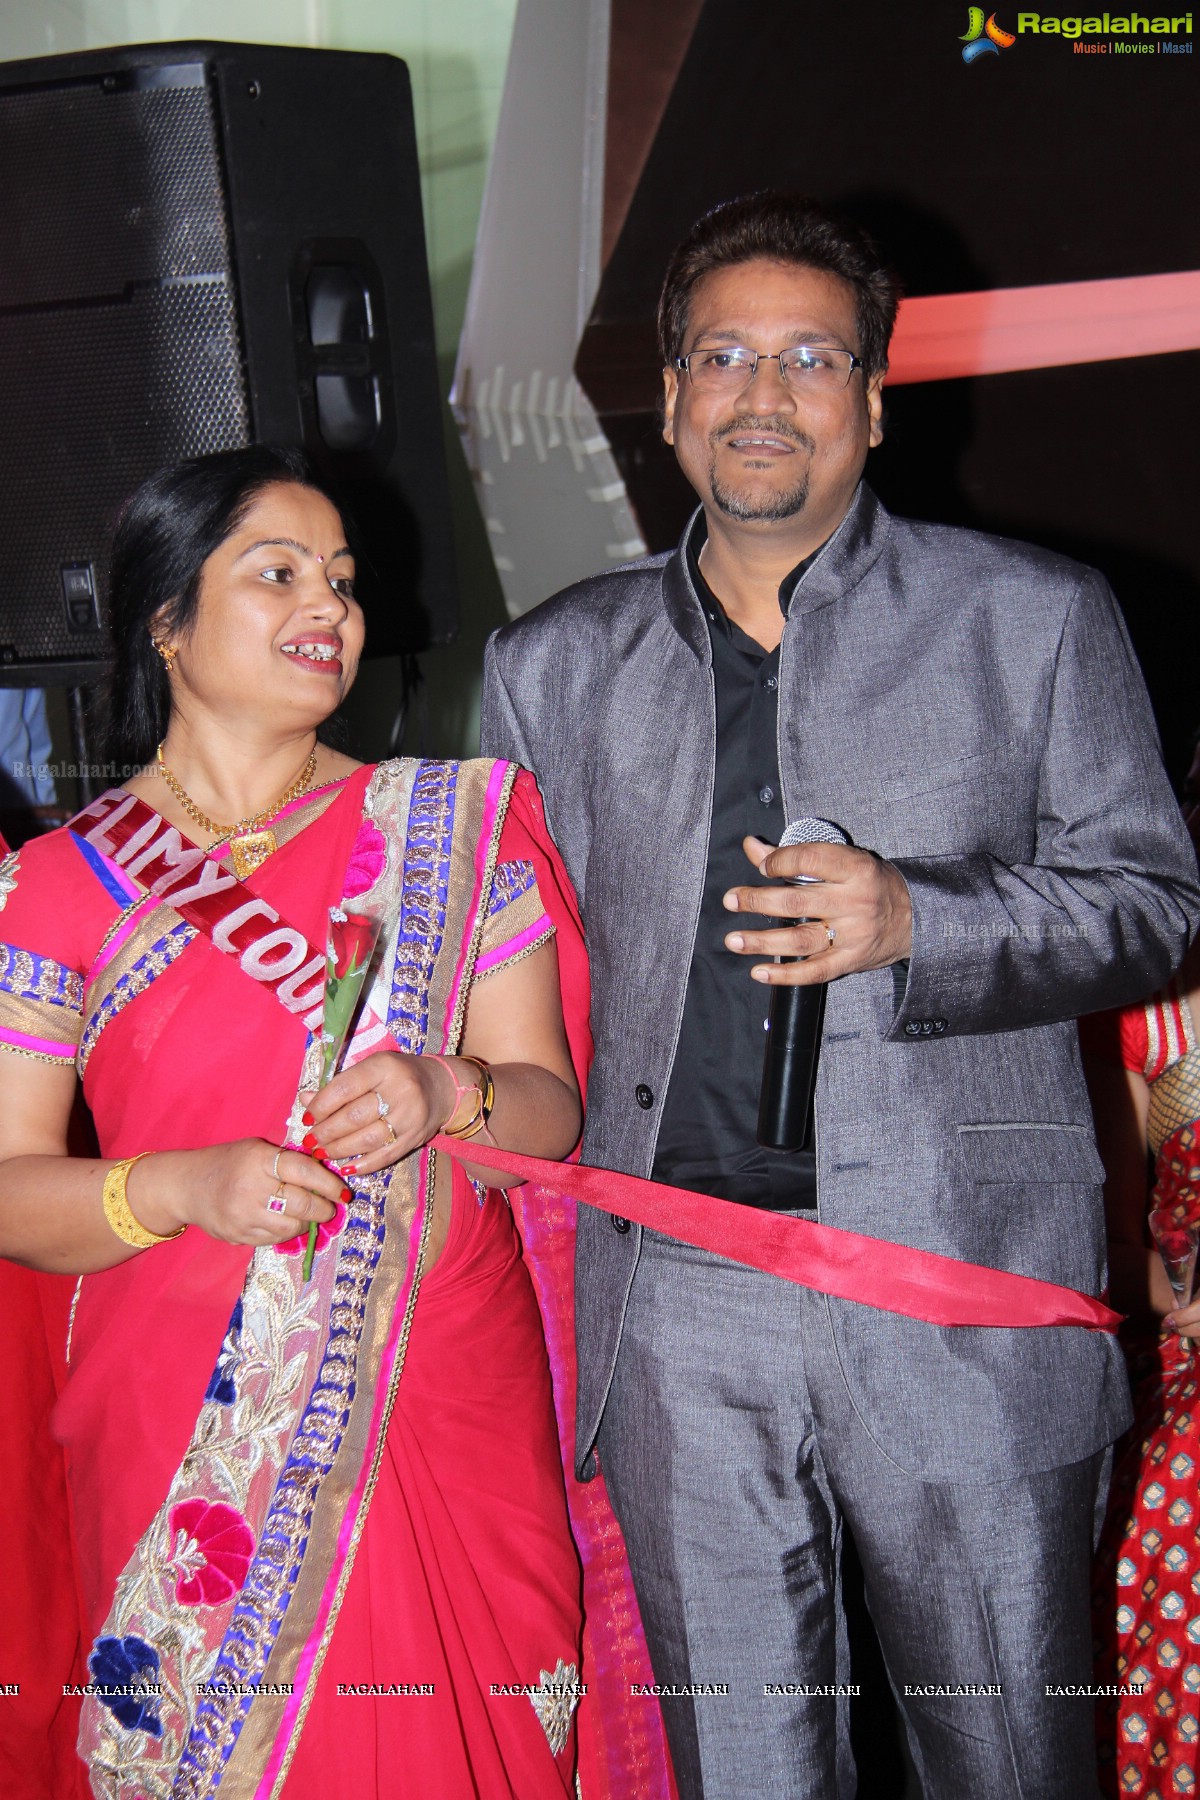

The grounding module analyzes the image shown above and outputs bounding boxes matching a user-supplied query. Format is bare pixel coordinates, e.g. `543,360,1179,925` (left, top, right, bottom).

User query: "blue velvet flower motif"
88,1634,163,1736
204,1296,244,1406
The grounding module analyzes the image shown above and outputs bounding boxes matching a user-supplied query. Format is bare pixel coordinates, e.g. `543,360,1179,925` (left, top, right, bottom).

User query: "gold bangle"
101,1153,184,1249
442,1056,496,1141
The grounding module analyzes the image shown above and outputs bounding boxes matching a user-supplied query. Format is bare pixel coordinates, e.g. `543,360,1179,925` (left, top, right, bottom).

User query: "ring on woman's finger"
824,925,837,946
267,1186,288,1215
376,1091,390,1120
382,1118,397,1145
271,1148,284,1181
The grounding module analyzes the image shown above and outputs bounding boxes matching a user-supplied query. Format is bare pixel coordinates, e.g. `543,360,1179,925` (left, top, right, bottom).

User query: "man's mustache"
711,416,816,452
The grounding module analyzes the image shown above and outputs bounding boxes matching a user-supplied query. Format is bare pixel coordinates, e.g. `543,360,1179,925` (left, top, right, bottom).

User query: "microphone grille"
779,816,850,848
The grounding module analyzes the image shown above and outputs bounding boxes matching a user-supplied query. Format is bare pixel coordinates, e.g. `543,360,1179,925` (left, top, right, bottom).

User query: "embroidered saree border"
242,760,514,1800
79,920,198,1077
487,857,537,916
476,868,554,979
0,941,85,1058
246,760,470,1795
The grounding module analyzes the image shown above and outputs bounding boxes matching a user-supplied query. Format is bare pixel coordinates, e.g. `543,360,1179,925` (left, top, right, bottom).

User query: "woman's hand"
1163,1290,1200,1340
134,1139,346,1247
299,942,582,1187
299,1053,455,1177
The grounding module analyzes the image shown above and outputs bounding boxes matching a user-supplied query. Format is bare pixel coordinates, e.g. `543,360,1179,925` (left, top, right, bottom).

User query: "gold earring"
153,639,176,673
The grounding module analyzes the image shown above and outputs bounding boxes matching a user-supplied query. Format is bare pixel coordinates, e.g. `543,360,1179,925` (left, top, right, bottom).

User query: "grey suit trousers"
598,1230,1105,1800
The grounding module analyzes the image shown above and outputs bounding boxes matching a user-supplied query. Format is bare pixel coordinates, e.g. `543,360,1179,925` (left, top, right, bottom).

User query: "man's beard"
709,467,810,521
707,417,813,521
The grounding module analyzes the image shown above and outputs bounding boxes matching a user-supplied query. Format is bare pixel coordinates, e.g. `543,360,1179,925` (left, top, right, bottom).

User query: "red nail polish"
302,1131,317,1151
301,1110,314,1127
312,1145,328,1161
341,1185,352,1201
344,1163,359,1176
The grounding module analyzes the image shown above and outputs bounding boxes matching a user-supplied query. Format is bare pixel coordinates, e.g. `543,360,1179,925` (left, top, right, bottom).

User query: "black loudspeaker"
0,40,457,683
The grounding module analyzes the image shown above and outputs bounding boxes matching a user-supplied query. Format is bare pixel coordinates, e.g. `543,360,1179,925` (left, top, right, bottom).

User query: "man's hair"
657,191,901,381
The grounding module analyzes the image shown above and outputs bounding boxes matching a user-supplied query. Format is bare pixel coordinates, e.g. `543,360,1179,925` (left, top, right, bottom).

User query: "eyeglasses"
674,344,863,393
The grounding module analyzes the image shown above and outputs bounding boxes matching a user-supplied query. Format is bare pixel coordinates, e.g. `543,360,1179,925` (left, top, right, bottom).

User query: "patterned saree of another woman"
1086,743,1200,1798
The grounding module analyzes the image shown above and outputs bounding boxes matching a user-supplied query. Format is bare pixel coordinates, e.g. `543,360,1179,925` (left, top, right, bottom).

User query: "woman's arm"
304,938,582,1183
0,1054,344,1275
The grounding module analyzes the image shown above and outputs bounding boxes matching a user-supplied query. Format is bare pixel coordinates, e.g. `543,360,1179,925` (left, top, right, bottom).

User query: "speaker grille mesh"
0,285,250,663
0,70,249,667
0,83,232,305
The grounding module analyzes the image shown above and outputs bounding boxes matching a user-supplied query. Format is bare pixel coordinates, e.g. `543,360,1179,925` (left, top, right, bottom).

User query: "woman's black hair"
101,444,345,768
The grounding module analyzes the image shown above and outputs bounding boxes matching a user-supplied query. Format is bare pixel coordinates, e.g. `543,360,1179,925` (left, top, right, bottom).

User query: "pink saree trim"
475,912,553,975
0,1024,75,1058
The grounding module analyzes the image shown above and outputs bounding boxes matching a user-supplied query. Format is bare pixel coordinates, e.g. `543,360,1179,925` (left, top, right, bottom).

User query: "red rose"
331,912,377,979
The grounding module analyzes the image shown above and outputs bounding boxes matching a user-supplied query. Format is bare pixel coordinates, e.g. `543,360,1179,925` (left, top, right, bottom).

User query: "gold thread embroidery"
0,849,20,910
270,761,511,1793
270,1158,435,1799
530,1658,580,1757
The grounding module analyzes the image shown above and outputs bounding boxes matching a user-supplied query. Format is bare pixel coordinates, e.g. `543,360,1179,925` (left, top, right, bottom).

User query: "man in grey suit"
479,193,1200,1799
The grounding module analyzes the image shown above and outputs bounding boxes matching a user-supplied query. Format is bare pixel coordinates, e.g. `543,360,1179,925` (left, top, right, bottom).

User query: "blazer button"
635,1084,654,1109
904,1022,921,1037
612,1215,632,1234
932,1019,948,1033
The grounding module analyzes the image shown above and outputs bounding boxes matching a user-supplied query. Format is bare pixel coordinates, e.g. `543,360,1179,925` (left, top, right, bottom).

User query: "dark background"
579,0,1199,780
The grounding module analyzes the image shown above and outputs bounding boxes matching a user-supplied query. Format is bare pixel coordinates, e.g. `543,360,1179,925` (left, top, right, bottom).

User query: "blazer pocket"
956,1122,1105,1187
875,742,1018,806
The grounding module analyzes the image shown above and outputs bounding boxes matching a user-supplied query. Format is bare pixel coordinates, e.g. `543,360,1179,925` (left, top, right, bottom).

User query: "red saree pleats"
284,1165,578,1798
0,1263,90,1800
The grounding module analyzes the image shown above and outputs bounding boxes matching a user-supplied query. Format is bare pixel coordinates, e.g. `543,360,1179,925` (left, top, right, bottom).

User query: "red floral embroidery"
168,1498,255,1606
343,819,387,900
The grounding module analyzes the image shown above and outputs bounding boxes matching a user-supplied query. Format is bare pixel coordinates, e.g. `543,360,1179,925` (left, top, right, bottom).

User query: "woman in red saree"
0,448,672,1800
1084,746,1200,1798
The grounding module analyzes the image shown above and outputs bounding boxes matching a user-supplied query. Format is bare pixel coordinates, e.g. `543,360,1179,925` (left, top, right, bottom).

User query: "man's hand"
723,836,913,985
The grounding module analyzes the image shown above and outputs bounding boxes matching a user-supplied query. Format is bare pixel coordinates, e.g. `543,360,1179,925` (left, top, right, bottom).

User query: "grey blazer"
480,484,1200,1482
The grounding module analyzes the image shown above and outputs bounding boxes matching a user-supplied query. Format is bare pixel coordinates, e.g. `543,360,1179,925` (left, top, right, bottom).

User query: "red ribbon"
433,1136,1120,1333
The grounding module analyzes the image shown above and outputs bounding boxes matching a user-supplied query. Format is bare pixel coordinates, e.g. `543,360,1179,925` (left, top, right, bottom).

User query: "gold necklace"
155,742,318,879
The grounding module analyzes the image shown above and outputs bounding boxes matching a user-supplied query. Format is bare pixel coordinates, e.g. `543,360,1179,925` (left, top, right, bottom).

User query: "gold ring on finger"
825,925,837,946
272,1148,284,1181
267,1186,288,1215
383,1118,397,1144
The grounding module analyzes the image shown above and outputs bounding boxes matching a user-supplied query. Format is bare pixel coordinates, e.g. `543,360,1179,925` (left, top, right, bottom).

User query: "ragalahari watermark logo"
961,7,1018,56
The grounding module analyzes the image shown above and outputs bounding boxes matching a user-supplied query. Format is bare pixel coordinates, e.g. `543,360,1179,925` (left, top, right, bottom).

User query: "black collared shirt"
651,526,820,1211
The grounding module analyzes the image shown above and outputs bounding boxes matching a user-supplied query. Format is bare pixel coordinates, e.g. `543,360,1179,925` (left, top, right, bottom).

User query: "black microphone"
756,817,850,1152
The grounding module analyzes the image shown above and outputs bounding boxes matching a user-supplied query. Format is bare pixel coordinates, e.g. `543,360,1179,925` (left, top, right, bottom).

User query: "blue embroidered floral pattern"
204,1297,244,1406
88,1634,164,1736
